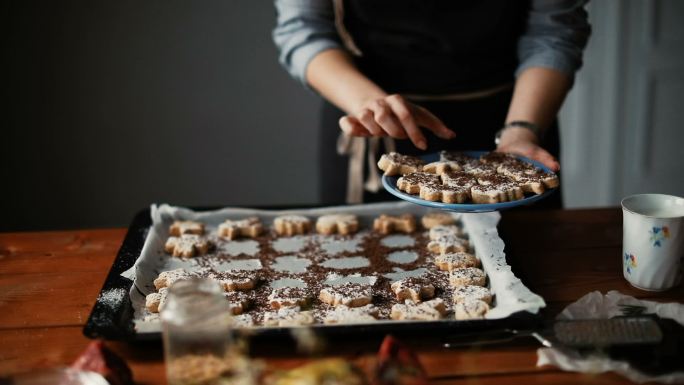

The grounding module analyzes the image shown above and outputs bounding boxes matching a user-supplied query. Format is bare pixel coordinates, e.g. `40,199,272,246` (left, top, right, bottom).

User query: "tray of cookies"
84,202,545,341
379,151,559,212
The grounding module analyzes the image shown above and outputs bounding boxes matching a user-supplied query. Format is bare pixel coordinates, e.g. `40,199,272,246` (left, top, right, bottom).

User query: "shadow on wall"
4,0,322,231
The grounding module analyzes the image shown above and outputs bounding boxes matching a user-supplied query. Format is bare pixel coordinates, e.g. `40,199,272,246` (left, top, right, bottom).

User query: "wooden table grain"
1,208,682,384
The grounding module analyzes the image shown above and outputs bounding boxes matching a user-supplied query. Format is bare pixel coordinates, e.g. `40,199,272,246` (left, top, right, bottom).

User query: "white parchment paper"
125,202,545,333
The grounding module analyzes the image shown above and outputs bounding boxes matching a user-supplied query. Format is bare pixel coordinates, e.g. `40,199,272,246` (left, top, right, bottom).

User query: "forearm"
306,48,387,114
505,67,572,139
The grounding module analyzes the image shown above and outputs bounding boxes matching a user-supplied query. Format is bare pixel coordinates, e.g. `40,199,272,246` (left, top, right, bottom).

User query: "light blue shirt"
273,0,591,88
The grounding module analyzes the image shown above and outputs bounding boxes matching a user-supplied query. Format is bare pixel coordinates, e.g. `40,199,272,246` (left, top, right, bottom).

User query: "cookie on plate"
419,181,470,204
377,152,425,176
422,160,462,175
397,172,440,195
471,175,524,204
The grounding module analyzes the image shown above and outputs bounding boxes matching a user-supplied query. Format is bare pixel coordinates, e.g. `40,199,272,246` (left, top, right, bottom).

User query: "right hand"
338,94,456,150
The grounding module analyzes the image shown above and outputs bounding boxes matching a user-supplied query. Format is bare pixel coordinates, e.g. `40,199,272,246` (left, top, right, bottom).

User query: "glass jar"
161,278,235,385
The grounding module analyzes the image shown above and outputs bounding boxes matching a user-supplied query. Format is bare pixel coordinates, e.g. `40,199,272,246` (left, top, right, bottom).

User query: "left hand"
495,127,560,172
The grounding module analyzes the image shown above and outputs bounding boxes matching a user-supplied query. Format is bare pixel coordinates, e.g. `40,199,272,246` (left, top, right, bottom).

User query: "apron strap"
337,133,396,204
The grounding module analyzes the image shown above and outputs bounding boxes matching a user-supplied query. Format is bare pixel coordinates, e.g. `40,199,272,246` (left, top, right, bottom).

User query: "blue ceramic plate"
382,151,558,213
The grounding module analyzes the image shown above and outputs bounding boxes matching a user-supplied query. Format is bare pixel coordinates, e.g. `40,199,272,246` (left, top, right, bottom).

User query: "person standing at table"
273,0,591,205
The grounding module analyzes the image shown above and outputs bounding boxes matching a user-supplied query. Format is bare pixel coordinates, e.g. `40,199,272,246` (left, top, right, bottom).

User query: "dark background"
4,0,322,231
4,1,684,232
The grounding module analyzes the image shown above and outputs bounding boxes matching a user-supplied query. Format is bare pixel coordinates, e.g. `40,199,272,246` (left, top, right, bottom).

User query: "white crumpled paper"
537,290,684,384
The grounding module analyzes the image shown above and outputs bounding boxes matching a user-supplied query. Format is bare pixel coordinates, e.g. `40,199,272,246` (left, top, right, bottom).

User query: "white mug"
621,194,684,291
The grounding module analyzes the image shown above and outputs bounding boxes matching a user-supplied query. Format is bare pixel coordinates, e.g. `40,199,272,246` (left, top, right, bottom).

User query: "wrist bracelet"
494,121,541,146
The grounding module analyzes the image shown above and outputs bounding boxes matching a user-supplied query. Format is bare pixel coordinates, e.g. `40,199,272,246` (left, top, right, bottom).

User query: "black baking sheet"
83,206,543,343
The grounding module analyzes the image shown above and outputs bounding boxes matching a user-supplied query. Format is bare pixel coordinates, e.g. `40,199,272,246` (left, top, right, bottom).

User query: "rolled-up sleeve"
273,0,342,86
516,0,592,77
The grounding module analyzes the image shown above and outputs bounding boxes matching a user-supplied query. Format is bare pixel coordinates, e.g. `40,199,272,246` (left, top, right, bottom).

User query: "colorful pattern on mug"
624,253,637,275
649,226,670,247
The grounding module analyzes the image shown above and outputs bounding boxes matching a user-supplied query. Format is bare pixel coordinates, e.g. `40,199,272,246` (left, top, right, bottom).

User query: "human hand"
496,126,560,172
338,94,456,150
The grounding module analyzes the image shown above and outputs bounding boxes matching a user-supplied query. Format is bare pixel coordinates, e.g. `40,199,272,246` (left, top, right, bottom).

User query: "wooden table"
1,208,682,384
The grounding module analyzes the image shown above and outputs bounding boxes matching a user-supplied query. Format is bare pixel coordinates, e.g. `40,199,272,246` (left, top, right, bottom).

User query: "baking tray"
83,205,544,343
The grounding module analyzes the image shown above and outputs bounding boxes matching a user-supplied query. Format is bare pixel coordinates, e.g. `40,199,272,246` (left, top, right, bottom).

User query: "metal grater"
552,317,663,348
443,316,667,349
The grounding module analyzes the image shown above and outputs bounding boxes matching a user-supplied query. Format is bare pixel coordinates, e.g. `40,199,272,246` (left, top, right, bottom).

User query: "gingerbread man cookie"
373,214,416,234
322,304,379,324
421,212,457,229
263,306,315,327
153,268,194,290
390,277,435,303
428,225,463,240
427,235,470,254
470,175,524,204
164,234,210,258
224,291,251,315
396,172,440,195
377,152,425,176
218,217,263,240
419,181,470,204
449,267,487,287
208,270,259,291
452,285,492,305
274,215,311,236
453,299,490,320
440,170,478,192
315,214,359,235
434,252,479,271
319,283,372,308
169,220,205,236
422,160,462,175
145,287,168,313
268,286,311,309
390,298,447,321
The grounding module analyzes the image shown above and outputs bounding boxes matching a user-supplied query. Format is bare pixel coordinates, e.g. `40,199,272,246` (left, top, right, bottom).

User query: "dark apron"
319,0,562,208
343,0,528,94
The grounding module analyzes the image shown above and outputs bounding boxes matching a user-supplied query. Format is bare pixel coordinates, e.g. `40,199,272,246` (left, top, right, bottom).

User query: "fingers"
497,144,561,172
339,94,455,150
385,94,426,150
339,116,371,137
356,108,384,136
370,99,407,140
413,105,456,140
533,148,560,172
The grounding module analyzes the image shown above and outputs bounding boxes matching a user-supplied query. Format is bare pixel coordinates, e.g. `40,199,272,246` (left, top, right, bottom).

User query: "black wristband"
495,121,541,145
